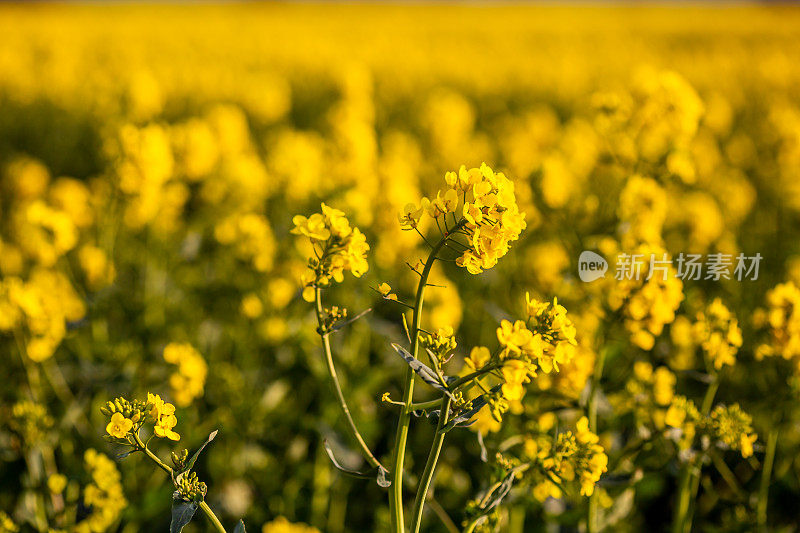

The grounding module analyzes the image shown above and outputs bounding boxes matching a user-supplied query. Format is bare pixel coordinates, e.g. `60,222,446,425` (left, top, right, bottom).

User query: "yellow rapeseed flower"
105,412,133,439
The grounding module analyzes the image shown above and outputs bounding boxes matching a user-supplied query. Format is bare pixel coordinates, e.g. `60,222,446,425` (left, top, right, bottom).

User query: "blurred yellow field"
2,3,800,533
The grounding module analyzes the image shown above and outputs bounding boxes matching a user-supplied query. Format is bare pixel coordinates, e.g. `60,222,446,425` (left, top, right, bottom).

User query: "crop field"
2,3,800,532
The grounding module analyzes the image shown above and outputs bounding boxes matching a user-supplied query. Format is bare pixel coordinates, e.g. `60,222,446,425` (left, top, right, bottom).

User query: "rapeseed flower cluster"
0,270,85,361
493,296,577,398
163,342,208,408
175,471,207,502
500,415,609,503
533,417,608,498
608,243,684,350
2,4,799,531
756,282,800,366
665,397,757,458
11,400,53,446
215,213,276,273
615,361,677,429
709,404,758,458
420,326,457,362
400,164,526,274
694,299,742,369
148,392,181,441
463,295,577,422
293,203,369,302
74,449,127,533
618,176,668,248
664,396,702,452
101,394,180,442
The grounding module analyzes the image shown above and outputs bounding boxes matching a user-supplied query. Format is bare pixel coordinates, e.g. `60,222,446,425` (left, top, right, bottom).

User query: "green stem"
410,396,452,533
757,428,778,532
674,372,719,533
672,464,694,533
199,501,228,533
708,450,744,498
133,433,227,533
427,497,460,533
134,433,172,475
682,374,720,532
410,398,445,411
448,364,503,390
587,346,607,533
314,288,385,471
509,505,526,533
700,376,719,416
390,220,465,532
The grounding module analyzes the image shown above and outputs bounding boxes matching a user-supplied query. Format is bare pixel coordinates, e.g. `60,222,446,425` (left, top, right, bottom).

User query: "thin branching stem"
315,287,386,471
410,396,452,533
449,364,503,391
428,497,460,533
414,227,436,249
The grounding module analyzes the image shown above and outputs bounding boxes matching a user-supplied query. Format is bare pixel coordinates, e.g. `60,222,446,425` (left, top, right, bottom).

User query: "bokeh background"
2,3,800,532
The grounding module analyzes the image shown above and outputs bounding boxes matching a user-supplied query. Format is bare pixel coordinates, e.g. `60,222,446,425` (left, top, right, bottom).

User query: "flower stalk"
587,345,607,533
314,286,385,471
673,371,719,533
410,395,453,533
757,428,778,532
390,223,462,532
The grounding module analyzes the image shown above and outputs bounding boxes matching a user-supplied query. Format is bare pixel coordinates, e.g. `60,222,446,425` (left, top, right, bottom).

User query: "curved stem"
427,497,460,533
391,220,466,532
314,287,385,471
199,501,228,533
410,396,452,533
134,432,172,475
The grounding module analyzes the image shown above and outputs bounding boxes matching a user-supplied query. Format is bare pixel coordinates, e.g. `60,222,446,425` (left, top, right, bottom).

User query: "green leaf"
476,431,488,463
391,343,455,399
439,385,502,434
183,430,218,473
233,519,246,533
170,498,198,533
322,439,391,488
323,440,372,479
